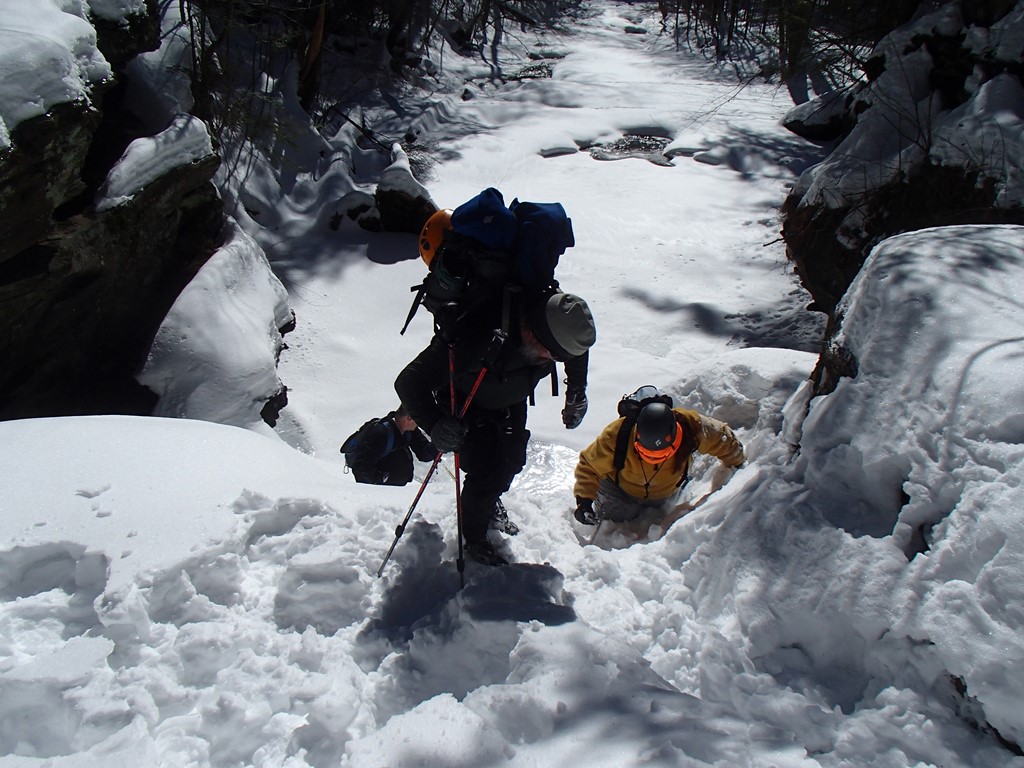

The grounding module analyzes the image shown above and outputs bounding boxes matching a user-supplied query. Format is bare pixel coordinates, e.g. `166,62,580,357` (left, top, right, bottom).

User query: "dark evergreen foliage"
179,0,582,149
179,0,955,152
656,0,928,99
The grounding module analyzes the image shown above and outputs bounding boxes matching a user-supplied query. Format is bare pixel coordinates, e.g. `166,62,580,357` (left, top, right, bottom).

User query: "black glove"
573,497,599,525
430,416,467,454
562,388,588,429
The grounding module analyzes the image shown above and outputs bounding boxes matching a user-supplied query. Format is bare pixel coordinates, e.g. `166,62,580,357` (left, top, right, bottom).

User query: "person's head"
394,404,418,433
634,402,683,464
524,291,596,363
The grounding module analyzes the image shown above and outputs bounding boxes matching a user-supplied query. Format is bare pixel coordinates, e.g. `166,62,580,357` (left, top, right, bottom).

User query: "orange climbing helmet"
418,208,453,266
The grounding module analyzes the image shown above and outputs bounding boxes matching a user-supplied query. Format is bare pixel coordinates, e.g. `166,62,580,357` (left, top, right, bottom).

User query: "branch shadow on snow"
689,124,827,181
622,287,824,352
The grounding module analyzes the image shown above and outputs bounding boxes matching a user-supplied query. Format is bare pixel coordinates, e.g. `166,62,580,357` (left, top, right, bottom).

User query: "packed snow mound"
137,219,292,433
0,0,113,149
795,224,1024,745
0,415,352,596
669,346,814,432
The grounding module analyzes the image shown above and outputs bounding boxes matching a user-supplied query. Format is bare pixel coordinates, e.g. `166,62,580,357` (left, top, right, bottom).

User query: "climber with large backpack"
393,188,596,569
404,188,590,430
572,386,745,527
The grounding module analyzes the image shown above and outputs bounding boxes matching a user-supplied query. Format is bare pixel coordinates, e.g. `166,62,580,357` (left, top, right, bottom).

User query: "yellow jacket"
573,408,745,502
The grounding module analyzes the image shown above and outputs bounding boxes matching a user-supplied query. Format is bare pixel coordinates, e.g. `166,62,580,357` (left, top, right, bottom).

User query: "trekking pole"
376,453,444,578
376,334,501,580
450,346,466,588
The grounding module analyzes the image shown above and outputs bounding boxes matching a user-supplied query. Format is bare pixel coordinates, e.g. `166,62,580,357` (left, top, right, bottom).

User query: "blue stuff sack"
449,187,518,250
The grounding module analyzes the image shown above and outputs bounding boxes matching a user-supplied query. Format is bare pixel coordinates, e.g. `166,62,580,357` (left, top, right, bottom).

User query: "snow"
136,220,291,433
378,144,437,204
123,4,195,131
794,224,1024,745
2,2,1024,767
87,0,149,23
95,114,215,211
932,73,1024,207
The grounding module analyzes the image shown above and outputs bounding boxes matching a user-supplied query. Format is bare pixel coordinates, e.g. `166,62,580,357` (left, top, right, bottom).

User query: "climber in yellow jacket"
573,400,745,525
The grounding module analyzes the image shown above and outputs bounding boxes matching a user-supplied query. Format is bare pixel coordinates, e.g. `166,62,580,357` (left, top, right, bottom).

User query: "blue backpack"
341,418,395,472
510,199,575,285
401,188,575,341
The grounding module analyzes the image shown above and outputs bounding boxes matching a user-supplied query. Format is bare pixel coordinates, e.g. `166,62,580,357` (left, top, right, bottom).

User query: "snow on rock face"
123,3,195,129
87,0,150,22
0,3,224,420
0,0,112,149
799,224,1024,745
782,1,1024,313
96,114,215,211
786,1,969,215
372,143,438,234
932,72,1024,208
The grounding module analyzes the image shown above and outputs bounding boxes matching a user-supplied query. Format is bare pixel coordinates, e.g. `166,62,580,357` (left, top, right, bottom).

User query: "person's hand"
562,388,588,429
573,497,599,525
430,416,466,453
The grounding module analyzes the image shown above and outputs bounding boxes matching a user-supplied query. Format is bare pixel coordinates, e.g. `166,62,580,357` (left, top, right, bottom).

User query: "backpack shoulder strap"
383,419,397,455
676,412,698,457
612,415,636,481
673,412,699,487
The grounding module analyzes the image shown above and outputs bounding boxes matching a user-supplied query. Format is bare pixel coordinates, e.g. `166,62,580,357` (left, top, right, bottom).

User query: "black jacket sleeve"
563,350,589,392
409,428,437,462
395,337,450,434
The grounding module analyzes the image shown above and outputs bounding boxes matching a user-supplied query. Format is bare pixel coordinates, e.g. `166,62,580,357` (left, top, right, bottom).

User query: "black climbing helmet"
635,402,678,452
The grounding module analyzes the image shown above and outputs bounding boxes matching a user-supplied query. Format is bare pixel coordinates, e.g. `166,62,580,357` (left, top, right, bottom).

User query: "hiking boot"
465,539,509,567
489,499,520,536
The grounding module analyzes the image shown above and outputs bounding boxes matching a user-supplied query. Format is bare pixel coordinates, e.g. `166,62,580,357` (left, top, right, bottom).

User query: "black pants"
457,400,530,543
